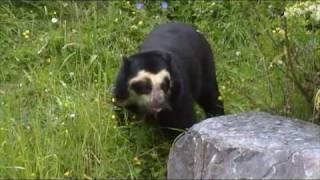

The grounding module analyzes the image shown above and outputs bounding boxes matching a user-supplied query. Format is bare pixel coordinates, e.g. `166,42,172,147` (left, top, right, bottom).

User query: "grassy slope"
0,1,317,178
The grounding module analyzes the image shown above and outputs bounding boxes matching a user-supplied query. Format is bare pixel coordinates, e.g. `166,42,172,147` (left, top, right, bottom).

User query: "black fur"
114,22,224,136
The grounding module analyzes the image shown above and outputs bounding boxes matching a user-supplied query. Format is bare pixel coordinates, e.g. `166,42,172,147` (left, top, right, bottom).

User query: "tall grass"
0,1,319,178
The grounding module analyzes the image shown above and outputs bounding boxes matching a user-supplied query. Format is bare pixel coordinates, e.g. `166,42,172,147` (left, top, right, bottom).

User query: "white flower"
277,60,284,65
69,113,75,118
51,17,58,24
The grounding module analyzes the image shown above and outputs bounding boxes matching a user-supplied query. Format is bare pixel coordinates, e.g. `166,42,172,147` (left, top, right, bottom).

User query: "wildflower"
133,156,141,165
269,63,274,68
277,60,284,65
236,51,241,56
138,20,143,26
69,113,76,118
23,30,30,34
130,25,138,30
136,2,144,9
51,17,58,24
111,98,116,103
22,30,30,39
112,115,116,119
64,170,71,177
160,1,168,9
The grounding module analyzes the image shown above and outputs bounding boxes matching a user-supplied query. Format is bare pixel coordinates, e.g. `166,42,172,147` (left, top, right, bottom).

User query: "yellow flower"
133,156,141,165
22,30,30,39
64,170,71,177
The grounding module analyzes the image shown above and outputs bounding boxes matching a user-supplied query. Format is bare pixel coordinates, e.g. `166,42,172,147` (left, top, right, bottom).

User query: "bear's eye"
130,79,152,95
161,77,170,93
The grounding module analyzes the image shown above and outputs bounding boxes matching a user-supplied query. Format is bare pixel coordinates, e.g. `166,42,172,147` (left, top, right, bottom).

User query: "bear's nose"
150,90,165,112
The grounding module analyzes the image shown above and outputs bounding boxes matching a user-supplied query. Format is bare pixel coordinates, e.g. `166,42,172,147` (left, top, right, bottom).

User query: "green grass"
0,0,319,178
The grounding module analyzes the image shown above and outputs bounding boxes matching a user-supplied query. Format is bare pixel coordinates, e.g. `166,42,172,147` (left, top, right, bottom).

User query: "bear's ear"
122,56,130,65
113,56,131,102
158,51,171,63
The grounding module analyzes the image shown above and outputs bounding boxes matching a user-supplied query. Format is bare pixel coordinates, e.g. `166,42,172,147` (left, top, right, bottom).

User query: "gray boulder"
167,112,320,179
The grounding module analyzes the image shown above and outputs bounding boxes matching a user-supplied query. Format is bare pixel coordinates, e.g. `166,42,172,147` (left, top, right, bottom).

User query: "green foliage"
0,0,319,178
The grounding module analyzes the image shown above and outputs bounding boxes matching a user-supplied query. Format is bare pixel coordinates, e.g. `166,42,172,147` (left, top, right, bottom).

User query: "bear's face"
114,50,174,114
128,69,171,114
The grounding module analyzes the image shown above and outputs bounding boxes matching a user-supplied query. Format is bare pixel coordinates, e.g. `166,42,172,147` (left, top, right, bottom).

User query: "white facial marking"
129,70,170,90
126,70,171,111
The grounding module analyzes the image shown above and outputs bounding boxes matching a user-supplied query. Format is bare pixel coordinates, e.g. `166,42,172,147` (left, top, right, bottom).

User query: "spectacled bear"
113,22,224,137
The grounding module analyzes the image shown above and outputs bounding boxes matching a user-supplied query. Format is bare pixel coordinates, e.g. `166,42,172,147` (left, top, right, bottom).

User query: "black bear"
113,22,224,136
